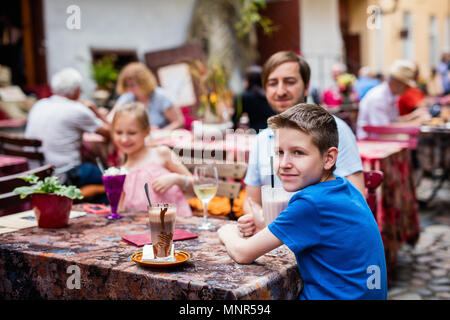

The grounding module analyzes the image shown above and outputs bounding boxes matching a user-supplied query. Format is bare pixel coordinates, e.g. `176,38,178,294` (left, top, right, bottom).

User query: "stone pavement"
387,177,450,300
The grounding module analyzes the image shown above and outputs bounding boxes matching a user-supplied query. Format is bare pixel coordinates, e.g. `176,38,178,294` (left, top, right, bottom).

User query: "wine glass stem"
202,200,209,224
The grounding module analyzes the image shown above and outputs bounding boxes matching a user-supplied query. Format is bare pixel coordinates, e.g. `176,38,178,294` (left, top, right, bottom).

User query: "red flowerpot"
31,194,73,228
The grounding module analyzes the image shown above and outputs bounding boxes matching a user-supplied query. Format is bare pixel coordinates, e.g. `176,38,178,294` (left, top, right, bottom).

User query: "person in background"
354,66,380,100
112,101,192,216
321,62,358,108
110,62,185,131
219,104,387,300
397,62,427,116
25,67,110,189
356,60,431,140
232,65,276,131
436,52,450,95
239,51,365,235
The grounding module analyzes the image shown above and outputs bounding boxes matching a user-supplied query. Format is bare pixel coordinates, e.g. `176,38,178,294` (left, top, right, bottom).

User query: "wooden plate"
130,251,190,268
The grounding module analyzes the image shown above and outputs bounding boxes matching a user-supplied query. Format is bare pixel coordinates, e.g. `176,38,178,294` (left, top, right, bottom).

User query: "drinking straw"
96,157,105,174
144,183,152,207
270,156,274,188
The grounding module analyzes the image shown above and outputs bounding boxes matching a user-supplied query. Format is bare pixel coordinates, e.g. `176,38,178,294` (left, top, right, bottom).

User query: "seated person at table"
232,65,276,131
218,104,387,300
25,67,110,188
321,63,358,108
356,60,431,140
112,101,192,216
109,62,185,131
241,51,364,224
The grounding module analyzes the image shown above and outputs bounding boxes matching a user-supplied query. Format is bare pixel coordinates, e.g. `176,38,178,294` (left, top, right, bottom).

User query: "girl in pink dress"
112,102,193,216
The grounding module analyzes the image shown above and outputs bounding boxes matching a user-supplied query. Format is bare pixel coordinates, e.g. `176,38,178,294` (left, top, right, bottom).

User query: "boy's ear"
323,147,338,171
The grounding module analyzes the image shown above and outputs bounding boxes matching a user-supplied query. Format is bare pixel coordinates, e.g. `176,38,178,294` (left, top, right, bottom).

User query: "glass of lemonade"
193,165,218,231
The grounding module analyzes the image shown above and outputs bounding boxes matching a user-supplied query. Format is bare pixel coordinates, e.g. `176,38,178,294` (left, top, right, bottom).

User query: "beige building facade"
343,0,449,80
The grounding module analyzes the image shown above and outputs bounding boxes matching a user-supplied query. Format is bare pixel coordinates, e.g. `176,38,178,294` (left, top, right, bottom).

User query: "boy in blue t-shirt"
218,103,387,300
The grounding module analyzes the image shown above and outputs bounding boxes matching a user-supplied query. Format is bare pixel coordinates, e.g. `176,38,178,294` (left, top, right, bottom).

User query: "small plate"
130,251,191,268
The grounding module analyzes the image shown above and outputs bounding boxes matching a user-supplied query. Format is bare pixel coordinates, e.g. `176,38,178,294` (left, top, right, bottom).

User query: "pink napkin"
122,229,198,247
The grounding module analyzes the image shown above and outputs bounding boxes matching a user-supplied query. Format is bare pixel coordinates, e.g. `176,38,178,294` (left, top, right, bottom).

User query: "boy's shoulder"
291,176,360,204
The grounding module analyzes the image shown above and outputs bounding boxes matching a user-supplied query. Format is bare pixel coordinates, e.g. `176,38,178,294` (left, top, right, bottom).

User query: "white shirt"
244,116,363,187
356,82,399,140
25,95,102,175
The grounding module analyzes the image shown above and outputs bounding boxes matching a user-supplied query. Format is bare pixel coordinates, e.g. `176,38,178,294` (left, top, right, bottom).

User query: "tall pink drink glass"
102,174,126,220
261,185,293,225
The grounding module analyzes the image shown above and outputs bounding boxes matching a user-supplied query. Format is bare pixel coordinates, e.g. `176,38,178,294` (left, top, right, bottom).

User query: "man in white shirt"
356,60,431,140
239,51,365,236
25,68,110,187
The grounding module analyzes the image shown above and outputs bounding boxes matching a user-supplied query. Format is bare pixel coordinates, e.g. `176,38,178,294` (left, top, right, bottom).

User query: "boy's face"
265,62,308,114
274,128,337,192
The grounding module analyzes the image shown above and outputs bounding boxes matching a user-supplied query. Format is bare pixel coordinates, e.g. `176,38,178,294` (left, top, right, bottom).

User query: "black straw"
270,156,274,188
144,183,152,207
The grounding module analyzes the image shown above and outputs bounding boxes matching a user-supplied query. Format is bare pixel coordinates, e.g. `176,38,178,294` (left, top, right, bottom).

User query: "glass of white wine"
193,165,219,231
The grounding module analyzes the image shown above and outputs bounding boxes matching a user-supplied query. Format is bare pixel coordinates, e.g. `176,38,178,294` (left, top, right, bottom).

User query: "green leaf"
13,174,84,200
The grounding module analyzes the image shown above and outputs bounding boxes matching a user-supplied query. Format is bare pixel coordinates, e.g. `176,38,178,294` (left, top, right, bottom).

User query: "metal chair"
0,164,54,216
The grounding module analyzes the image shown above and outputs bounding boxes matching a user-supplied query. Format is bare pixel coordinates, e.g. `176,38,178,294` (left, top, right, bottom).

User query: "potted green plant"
90,55,119,105
13,174,83,228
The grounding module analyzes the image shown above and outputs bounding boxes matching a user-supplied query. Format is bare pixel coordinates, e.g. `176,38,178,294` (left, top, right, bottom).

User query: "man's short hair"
50,68,82,96
261,51,311,89
268,103,338,168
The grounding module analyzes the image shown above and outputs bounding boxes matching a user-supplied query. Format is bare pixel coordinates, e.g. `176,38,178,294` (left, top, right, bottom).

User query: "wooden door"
256,0,301,65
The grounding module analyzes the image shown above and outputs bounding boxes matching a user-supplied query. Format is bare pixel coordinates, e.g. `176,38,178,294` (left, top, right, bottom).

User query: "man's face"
390,77,409,95
265,62,308,114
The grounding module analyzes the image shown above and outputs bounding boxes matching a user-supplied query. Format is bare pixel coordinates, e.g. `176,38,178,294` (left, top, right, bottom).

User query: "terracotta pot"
31,194,73,228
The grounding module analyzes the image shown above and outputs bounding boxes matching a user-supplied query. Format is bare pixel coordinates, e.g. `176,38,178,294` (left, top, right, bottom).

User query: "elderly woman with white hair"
25,67,110,197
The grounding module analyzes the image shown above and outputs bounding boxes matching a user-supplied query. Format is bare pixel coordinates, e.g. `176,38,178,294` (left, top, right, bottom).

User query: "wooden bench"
0,132,44,166
0,164,54,216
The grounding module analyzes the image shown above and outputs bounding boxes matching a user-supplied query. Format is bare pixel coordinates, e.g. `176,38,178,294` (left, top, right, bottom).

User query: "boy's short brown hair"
267,103,338,170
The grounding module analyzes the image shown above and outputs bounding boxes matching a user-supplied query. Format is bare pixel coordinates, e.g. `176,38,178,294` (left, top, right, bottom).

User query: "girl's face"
112,113,149,156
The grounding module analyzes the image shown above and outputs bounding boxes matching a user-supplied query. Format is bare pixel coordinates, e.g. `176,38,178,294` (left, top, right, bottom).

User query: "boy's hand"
237,198,265,237
152,173,180,194
237,214,256,237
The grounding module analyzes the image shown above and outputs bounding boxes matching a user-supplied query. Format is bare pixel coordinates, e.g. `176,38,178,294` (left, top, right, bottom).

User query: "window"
429,16,439,68
445,15,450,52
402,12,414,60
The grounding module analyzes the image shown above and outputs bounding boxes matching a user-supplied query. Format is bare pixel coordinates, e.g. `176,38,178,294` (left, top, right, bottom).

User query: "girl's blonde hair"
116,62,158,96
112,102,150,131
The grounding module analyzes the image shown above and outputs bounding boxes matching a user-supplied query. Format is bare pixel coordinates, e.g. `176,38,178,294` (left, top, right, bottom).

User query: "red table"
0,154,29,177
357,141,420,277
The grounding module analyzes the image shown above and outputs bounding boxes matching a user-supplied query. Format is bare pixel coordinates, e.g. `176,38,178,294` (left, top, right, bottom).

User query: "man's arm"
80,99,111,140
218,224,282,264
243,185,262,214
162,106,185,130
346,171,365,197
395,106,431,125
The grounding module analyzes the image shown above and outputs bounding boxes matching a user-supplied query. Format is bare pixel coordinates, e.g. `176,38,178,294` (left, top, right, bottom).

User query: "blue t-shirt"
244,116,363,187
116,87,174,128
268,176,387,300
